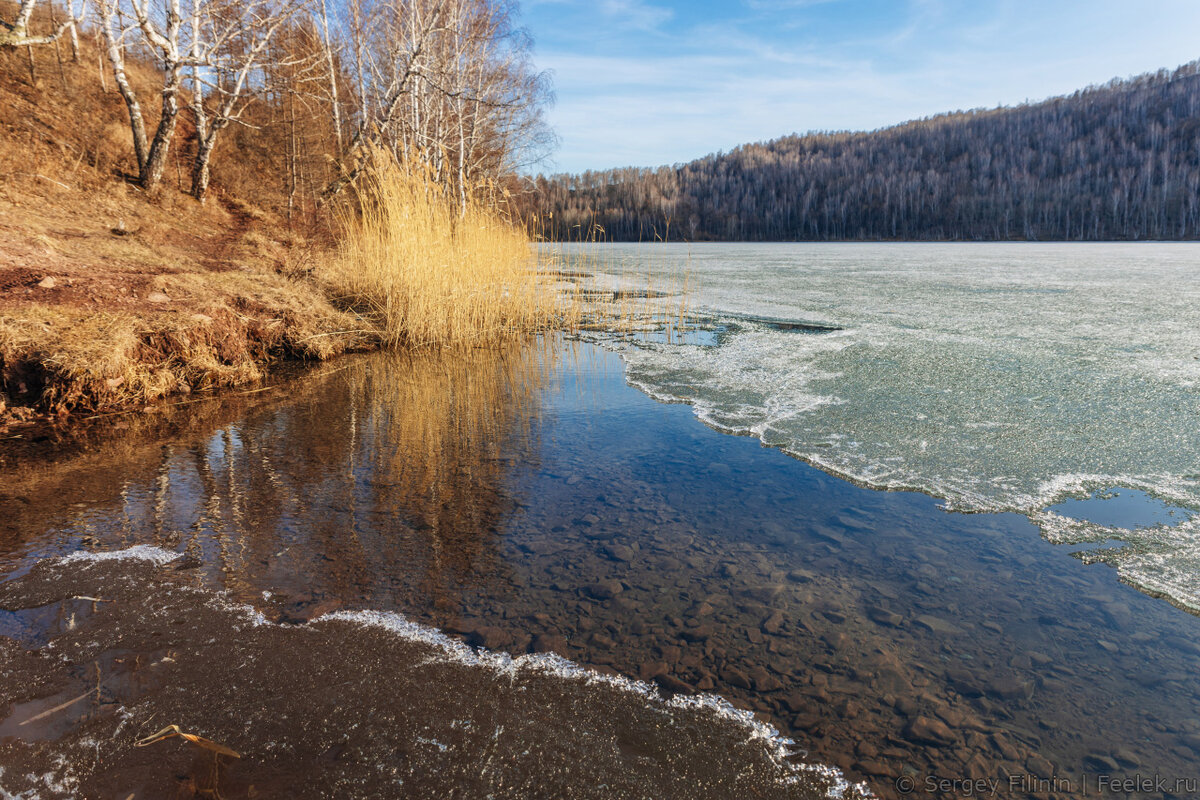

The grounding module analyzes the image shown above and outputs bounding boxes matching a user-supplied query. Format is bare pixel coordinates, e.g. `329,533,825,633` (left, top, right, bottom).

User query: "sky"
519,0,1200,174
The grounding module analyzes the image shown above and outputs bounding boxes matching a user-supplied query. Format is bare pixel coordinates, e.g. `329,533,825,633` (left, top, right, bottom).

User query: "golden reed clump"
328,156,574,348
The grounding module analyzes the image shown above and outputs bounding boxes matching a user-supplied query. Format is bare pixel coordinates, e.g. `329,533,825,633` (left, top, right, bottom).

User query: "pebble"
638,661,669,680
1026,755,1055,780
986,675,1034,701
1028,651,1053,667
749,666,783,692
1113,748,1140,767
913,614,964,635
791,713,822,732
780,693,810,714
602,544,635,562
530,634,569,654
822,632,851,653
653,673,695,695
589,633,616,649
761,610,785,634
583,580,623,600
867,607,903,627
945,667,983,697
854,760,896,778
146,291,172,303
467,626,512,649
873,666,910,695
37,276,57,289
720,667,753,690
1083,754,1119,773
903,715,956,746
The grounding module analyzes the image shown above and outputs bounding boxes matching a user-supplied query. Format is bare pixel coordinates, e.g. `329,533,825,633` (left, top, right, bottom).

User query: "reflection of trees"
0,343,556,611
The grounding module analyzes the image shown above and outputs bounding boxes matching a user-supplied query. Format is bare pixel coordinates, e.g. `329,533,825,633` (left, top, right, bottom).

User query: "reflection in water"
6,340,1200,799
0,343,557,616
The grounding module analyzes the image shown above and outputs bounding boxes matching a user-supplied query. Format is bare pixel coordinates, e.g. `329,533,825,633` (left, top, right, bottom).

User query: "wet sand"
3,339,1200,798
0,553,858,799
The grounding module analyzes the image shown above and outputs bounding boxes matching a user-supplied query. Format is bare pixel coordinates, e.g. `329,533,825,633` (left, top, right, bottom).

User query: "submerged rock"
903,716,956,747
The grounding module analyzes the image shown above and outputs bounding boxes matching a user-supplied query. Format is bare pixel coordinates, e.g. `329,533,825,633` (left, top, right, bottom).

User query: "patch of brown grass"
0,280,363,415
325,157,575,348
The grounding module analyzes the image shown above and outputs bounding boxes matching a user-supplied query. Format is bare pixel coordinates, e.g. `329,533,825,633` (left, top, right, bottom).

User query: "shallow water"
4,338,1200,798
568,242,1200,615
0,554,856,800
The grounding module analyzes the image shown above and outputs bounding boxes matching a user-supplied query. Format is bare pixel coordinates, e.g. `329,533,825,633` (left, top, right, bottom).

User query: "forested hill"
528,62,1200,242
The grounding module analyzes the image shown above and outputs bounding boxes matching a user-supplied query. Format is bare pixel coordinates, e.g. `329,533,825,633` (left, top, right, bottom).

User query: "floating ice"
566,242,1200,612
59,546,181,566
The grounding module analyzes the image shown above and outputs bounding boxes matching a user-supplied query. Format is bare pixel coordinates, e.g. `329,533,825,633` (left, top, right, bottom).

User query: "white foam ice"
316,609,869,798
59,545,181,567
563,241,1200,612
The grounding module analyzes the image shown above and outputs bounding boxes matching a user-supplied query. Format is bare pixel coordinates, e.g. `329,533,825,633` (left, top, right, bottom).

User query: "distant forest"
526,62,1200,241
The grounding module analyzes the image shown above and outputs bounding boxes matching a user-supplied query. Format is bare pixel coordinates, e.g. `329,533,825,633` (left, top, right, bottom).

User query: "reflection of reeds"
344,341,555,593
0,339,562,610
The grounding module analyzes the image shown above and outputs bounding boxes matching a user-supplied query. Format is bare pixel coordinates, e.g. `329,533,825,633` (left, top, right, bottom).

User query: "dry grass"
326,157,574,348
0,280,362,414
0,29,369,422
538,234,694,338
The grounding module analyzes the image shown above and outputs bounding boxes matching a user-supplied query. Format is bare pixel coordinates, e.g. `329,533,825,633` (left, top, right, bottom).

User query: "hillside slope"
0,20,365,429
531,62,1200,242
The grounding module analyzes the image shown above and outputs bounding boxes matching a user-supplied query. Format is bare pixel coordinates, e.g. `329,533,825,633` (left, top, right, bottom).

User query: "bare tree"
96,0,194,189
1,0,87,49
188,0,301,201
317,0,344,153
97,0,150,174
319,0,553,201
321,0,448,197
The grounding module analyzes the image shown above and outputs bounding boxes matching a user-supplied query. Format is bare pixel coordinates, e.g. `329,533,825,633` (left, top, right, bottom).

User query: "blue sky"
519,0,1200,174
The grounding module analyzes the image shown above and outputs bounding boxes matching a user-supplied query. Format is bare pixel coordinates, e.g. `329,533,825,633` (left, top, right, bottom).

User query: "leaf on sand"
134,724,241,758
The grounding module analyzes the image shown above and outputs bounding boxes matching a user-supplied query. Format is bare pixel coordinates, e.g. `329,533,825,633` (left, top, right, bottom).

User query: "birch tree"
0,0,87,49
187,0,302,201
321,0,449,197
96,0,193,189
319,0,553,200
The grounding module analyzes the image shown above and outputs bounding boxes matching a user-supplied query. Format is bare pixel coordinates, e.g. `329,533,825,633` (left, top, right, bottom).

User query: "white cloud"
599,0,676,31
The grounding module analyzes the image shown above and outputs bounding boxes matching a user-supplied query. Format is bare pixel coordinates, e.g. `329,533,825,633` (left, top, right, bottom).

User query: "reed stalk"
328,156,573,348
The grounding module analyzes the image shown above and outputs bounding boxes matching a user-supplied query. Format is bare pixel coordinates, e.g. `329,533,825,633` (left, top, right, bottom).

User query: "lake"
3,243,1200,799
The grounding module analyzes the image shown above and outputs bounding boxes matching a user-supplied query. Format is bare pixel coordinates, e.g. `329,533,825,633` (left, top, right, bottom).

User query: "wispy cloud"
597,0,675,31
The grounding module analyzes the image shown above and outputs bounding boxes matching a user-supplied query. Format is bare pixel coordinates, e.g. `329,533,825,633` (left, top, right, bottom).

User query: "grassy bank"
0,173,371,426
0,18,568,431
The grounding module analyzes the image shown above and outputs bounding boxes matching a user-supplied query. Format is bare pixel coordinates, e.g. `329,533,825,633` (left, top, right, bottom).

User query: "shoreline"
5,337,1200,798
0,180,379,435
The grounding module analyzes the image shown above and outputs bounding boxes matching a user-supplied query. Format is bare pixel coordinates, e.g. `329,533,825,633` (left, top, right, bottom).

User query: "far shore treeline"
527,63,1200,242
